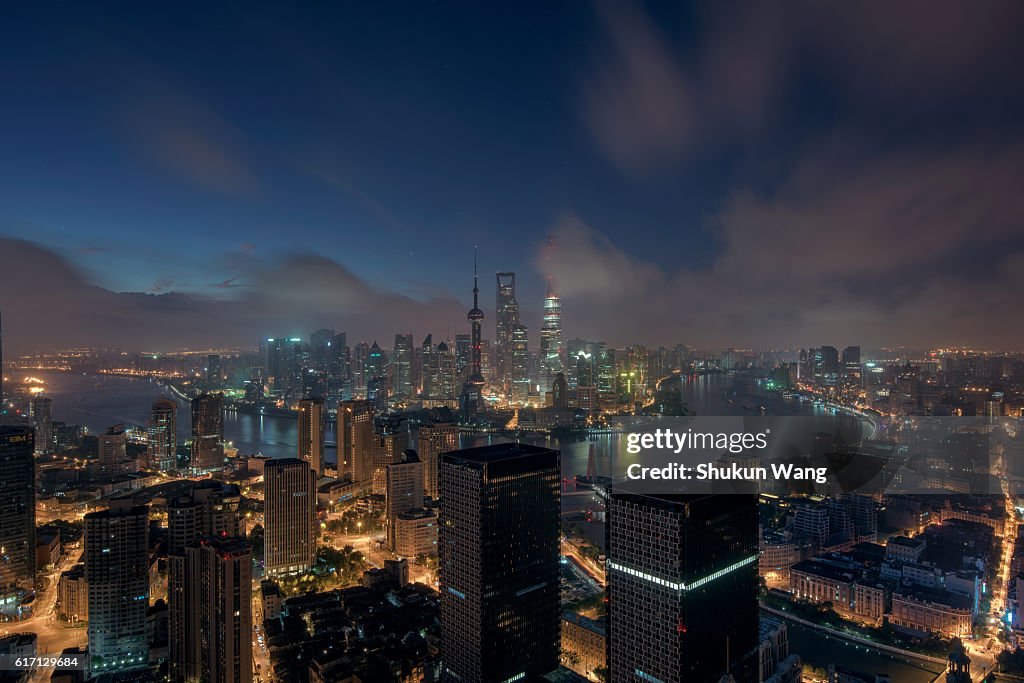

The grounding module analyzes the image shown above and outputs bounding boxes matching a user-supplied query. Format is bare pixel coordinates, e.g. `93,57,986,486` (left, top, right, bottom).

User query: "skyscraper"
85,499,150,674
0,427,35,600
206,353,222,388
371,417,409,495
495,272,519,397
265,337,303,397
98,423,129,474
365,340,385,385
439,443,561,682
147,398,178,472
30,395,53,455
167,482,243,681
264,458,316,576
172,537,252,683
842,345,862,386
338,399,375,483
606,492,759,683
392,333,414,398
540,236,564,393
298,397,325,478
510,323,531,404
460,250,486,420
385,450,424,550
417,418,458,500
191,392,224,471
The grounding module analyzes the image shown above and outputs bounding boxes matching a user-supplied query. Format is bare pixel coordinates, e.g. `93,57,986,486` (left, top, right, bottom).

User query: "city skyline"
2,4,1024,681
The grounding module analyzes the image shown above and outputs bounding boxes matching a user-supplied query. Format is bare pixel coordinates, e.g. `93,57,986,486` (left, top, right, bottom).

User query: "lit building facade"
264,458,316,576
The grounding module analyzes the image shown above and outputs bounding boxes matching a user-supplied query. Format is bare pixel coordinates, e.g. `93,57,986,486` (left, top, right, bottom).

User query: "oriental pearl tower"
460,248,486,421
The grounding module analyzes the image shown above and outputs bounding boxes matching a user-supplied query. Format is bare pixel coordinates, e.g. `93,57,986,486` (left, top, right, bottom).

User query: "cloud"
115,67,260,196
544,138,1024,349
0,238,465,354
580,3,697,176
149,278,174,292
580,1,1024,176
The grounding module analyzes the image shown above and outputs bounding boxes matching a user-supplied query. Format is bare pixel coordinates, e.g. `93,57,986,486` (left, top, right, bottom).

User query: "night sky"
3,2,1024,352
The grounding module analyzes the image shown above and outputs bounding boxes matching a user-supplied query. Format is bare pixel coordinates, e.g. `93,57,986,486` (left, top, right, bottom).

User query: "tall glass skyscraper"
147,397,178,471
495,271,519,397
297,396,325,477
540,237,564,393
439,443,561,682
0,426,35,605
607,492,759,683
191,392,224,471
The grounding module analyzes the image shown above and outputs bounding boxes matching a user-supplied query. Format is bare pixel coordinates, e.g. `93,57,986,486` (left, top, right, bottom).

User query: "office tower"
540,237,564,393
813,346,840,388
298,397,325,478
310,328,335,371
338,399,374,483
460,250,486,420
425,340,457,400
0,309,3,408
147,398,178,472
418,419,458,500
264,458,316,576
419,335,435,397
495,272,519,396
798,348,810,381
352,341,370,395
30,396,53,455
386,450,424,550
439,443,561,682
191,392,224,471
551,372,568,409
167,482,242,555
265,337,303,396
85,500,150,674
509,323,531,404
328,332,351,401
607,493,759,683
206,354,222,388
371,417,409,495
172,537,252,683
365,340,385,385
98,423,129,474
454,334,471,382
842,345,862,386
392,333,414,398
0,427,35,599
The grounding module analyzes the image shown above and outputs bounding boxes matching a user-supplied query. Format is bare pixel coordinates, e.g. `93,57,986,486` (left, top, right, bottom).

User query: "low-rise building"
58,564,88,623
560,612,606,681
394,508,438,559
261,580,283,621
885,535,925,563
890,588,973,638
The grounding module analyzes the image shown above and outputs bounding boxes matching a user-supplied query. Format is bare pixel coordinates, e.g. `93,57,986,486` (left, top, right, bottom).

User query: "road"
1,551,88,683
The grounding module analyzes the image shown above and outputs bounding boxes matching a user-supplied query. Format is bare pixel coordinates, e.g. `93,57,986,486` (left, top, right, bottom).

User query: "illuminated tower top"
540,236,564,391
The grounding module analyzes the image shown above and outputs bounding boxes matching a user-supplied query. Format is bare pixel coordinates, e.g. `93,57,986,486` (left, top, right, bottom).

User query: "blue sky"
3,2,1024,351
